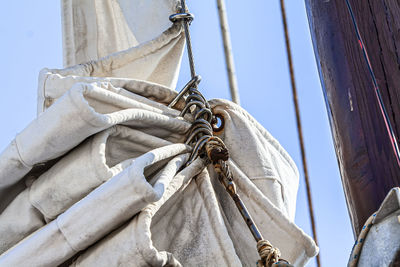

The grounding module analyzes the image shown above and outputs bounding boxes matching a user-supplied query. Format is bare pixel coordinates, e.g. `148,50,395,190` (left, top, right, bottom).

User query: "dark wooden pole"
305,0,400,237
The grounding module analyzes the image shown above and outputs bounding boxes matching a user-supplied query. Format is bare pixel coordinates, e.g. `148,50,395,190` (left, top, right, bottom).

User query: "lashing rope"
256,240,281,267
169,1,292,266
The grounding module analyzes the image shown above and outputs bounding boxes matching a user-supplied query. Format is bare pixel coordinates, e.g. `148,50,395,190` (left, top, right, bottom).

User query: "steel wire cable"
169,1,293,265
279,0,321,266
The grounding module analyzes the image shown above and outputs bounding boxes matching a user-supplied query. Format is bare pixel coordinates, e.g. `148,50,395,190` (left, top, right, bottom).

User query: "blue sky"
0,1,354,266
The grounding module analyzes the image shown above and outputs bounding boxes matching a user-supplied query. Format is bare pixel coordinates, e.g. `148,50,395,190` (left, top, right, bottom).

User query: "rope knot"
257,240,281,267
205,136,229,163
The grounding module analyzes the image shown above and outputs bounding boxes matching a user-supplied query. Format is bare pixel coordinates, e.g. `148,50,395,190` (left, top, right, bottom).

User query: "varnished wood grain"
305,0,400,237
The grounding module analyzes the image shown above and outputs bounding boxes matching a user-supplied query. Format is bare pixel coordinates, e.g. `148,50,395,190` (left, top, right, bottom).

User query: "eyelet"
212,113,225,133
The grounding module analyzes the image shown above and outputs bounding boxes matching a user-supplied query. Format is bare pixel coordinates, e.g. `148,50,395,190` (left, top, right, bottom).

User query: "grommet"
212,113,225,133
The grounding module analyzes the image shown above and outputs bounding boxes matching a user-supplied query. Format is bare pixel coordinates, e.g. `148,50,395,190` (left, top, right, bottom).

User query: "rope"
216,0,240,105
345,0,400,168
257,240,281,266
278,1,320,266
347,213,376,267
206,138,293,267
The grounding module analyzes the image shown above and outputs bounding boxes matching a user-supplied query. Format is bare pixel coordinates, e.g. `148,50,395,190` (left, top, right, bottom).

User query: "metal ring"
188,121,213,137
191,119,213,132
180,100,206,117
212,113,225,133
185,127,213,145
186,94,205,104
188,88,210,109
168,75,201,108
194,108,212,122
169,13,194,23
187,135,210,164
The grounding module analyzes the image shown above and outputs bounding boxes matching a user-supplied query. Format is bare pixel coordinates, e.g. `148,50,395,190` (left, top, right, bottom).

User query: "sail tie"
169,1,292,266
256,240,281,267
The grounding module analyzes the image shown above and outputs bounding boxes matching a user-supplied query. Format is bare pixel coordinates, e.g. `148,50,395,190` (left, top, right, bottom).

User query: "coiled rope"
169,1,292,266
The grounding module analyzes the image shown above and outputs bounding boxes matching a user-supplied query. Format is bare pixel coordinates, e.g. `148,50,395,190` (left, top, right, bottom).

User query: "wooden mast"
305,0,400,236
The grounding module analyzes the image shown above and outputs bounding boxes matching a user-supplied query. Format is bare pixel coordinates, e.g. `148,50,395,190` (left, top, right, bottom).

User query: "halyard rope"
169,1,292,266
278,0,320,266
256,240,281,267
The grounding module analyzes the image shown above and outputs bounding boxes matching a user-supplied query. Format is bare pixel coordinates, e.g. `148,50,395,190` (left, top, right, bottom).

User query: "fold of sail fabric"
0,83,317,266
61,0,184,89
0,125,173,254
0,0,318,266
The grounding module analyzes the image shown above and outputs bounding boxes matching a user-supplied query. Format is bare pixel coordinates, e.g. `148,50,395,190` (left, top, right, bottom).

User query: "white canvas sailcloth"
0,0,318,266
61,0,184,90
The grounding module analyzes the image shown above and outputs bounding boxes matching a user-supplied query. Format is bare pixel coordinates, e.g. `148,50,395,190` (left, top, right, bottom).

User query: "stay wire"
278,1,321,266
180,0,196,78
345,0,400,168
171,2,293,265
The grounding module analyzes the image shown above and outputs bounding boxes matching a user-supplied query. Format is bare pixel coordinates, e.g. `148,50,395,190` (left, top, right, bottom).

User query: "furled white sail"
61,0,181,65
0,0,318,266
61,0,184,90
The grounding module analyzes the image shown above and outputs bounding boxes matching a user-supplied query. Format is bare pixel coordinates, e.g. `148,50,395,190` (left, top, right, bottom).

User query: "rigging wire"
216,0,240,105
169,1,293,265
345,0,400,168
278,1,321,266
180,0,196,78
